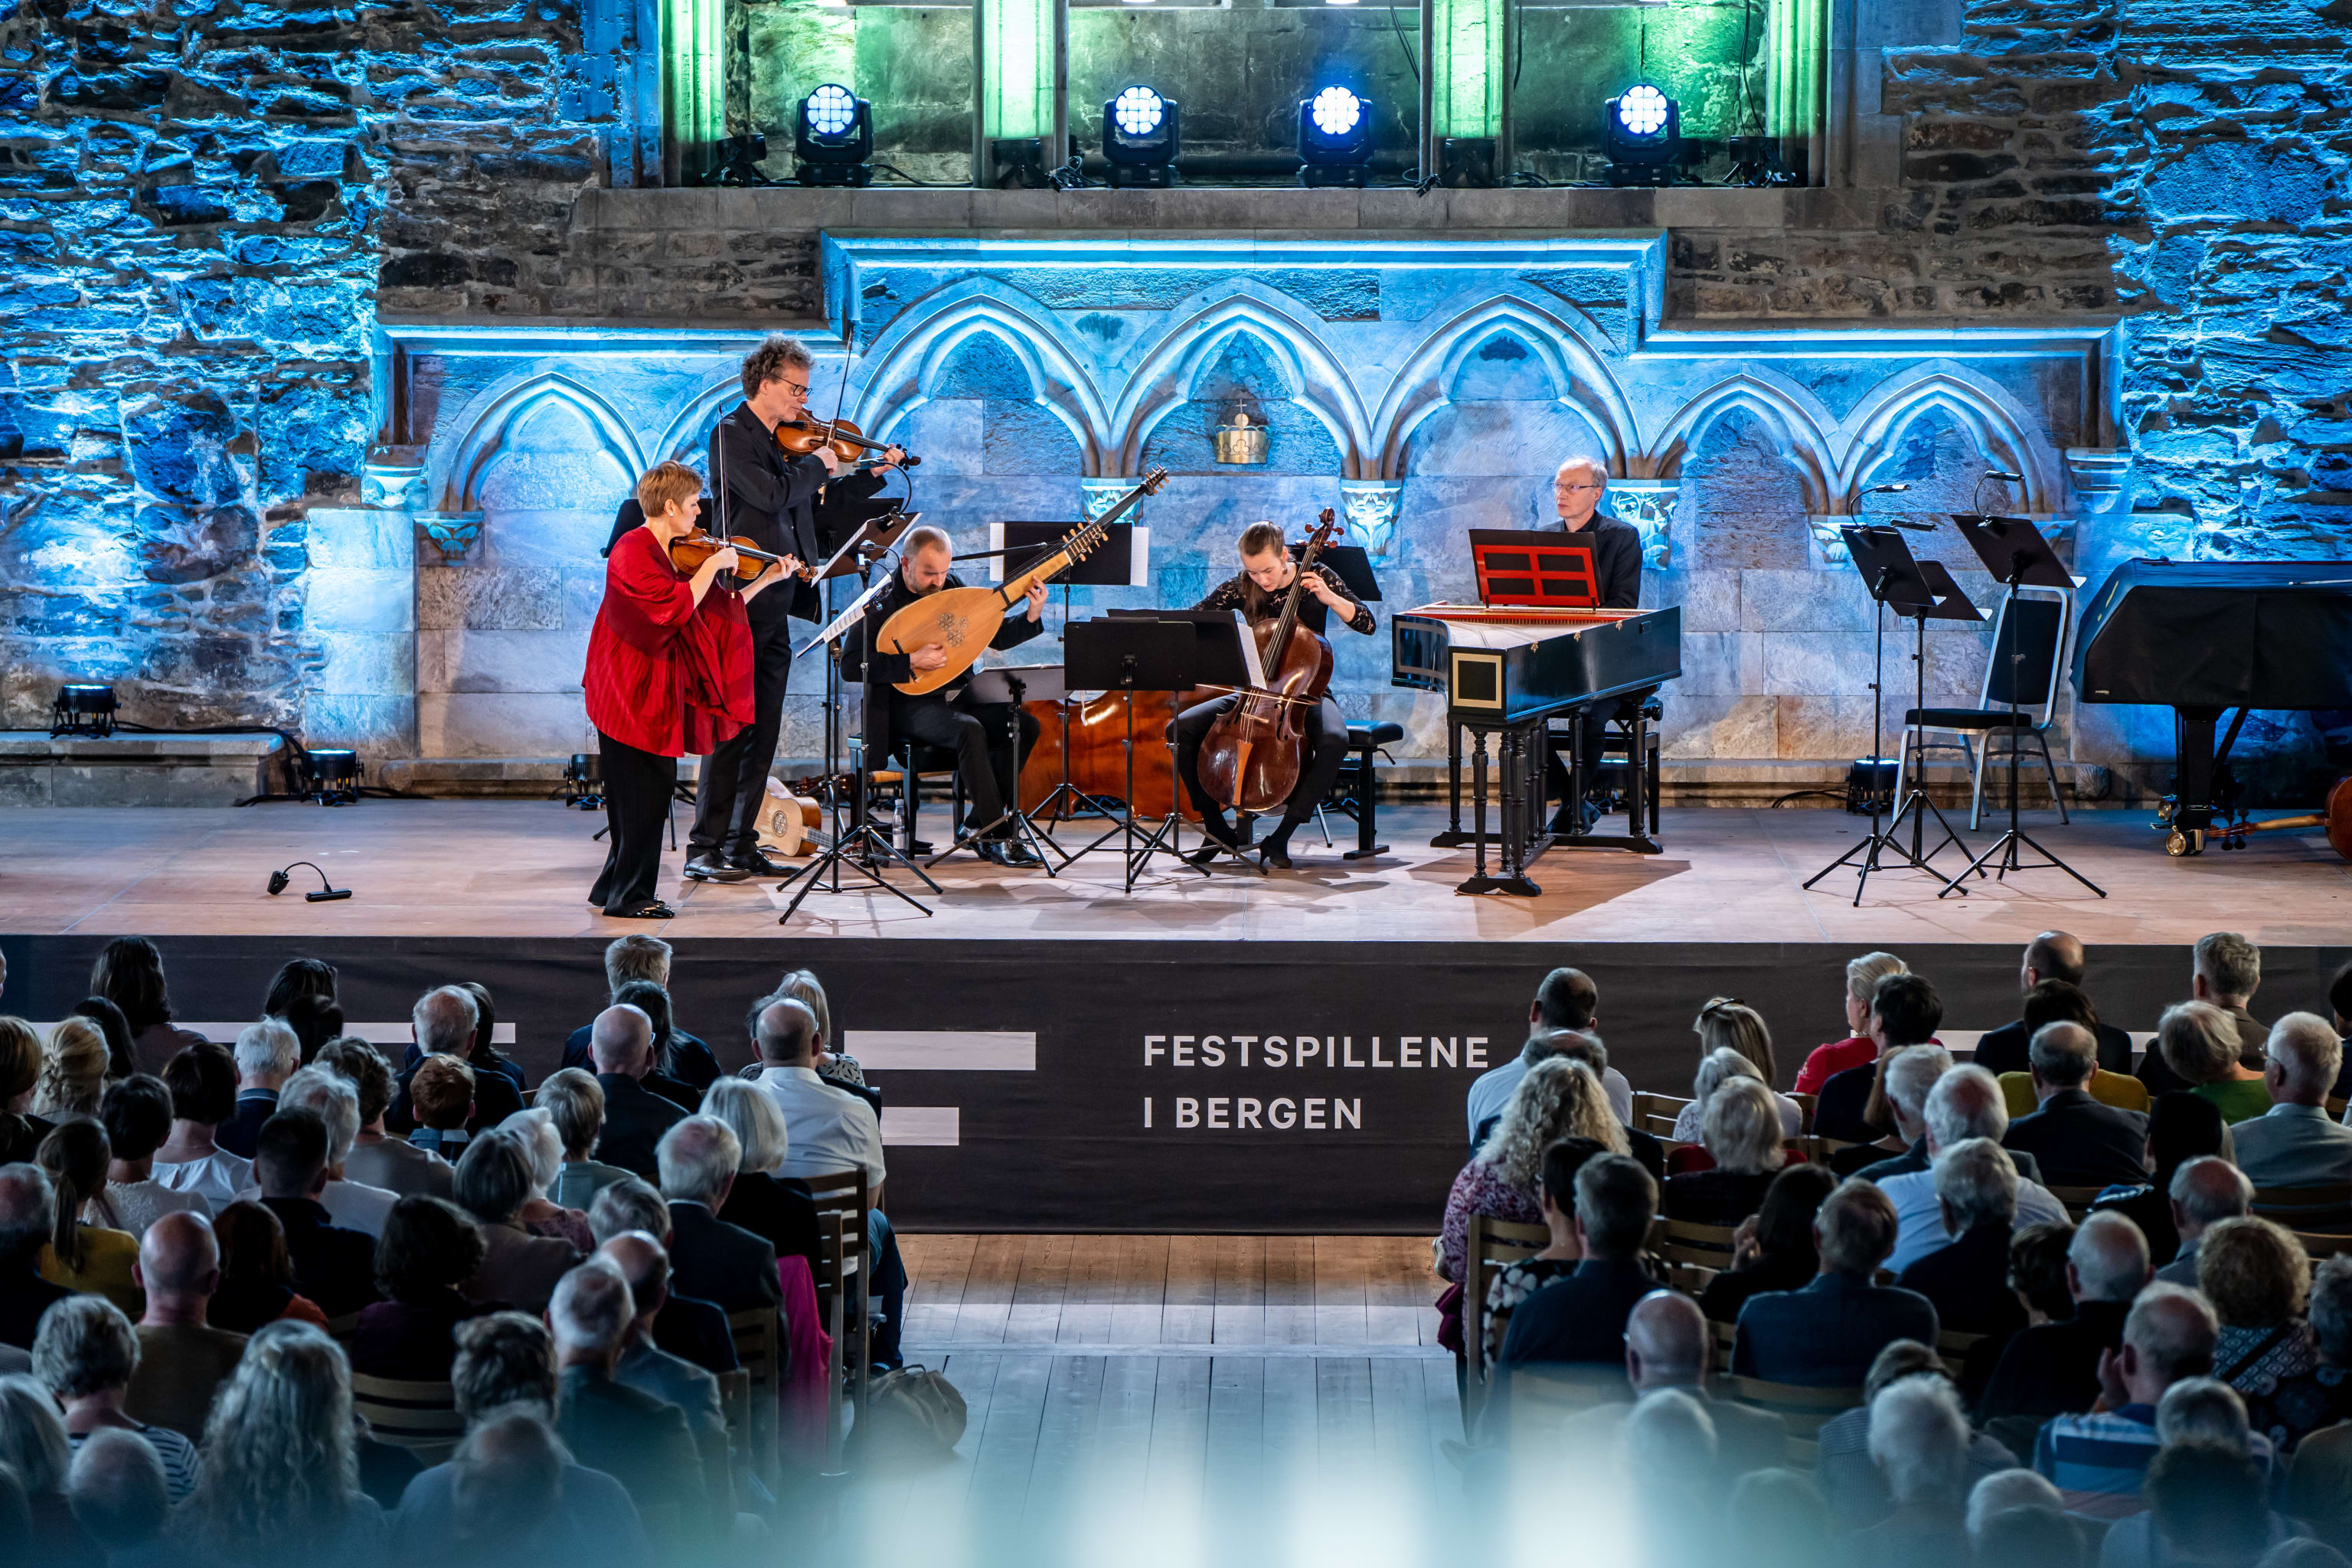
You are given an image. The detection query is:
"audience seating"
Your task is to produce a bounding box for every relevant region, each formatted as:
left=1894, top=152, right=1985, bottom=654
left=727, top=1306, right=782, bottom=1484
left=718, top=1364, right=753, bottom=1494
left=1788, top=1092, right=1817, bottom=1134
left=2045, top=1184, right=2105, bottom=1220
left=1462, top=1213, right=1550, bottom=1426
left=325, top=1311, right=363, bottom=1340
left=1726, top=1374, right=1864, bottom=1468
left=1629, top=1092, right=1690, bottom=1141
left=2254, top=1183, right=2352, bottom=1230
left=799, top=1169, right=871, bottom=1470
left=2295, top=1231, right=2352, bottom=1260
left=1503, top=1365, right=1628, bottom=1446
left=350, top=1373, right=466, bottom=1463
left=1655, top=1217, right=1739, bottom=1295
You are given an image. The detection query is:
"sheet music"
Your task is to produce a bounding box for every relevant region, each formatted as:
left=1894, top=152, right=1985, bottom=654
left=1233, top=610, right=1268, bottom=689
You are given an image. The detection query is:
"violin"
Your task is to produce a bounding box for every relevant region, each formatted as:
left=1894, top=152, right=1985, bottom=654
left=773, top=416, right=920, bottom=469
left=665, top=528, right=811, bottom=589
left=1197, top=508, right=1343, bottom=817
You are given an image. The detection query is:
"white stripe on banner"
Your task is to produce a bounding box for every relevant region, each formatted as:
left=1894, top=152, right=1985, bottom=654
left=880, top=1106, right=961, bottom=1146
left=844, top=1031, right=1036, bottom=1071
left=34, top=1023, right=518, bottom=1047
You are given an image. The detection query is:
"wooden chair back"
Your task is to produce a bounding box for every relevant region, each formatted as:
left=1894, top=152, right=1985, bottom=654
left=1461, top=1213, right=1550, bottom=1427
left=1726, top=1376, right=1864, bottom=1439
left=2045, top=1185, right=2106, bottom=1220
left=1503, top=1365, right=1631, bottom=1449
left=1655, top=1217, right=1740, bottom=1295
left=1937, top=1328, right=1987, bottom=1366
left=1709, top=1315, right=1739, bottom=1369
left=324, top=1311, right=362, bottom=1341
left=2295, top=1231, right=2352, bottom=1261
left=728, top=1306, right=782, bottom=1481
left=1631, top=1092, right=1692, bottom=1141
left=2254, top=1184, right=2352, bottom=1230
left=798, top=1167, right=871, bottom=1425
left=350, top=1374, right=464, bottom=1462
left=1788, top=1093, right=1818, bottom=1135
left=717, top=1366, right=753, bottom=1494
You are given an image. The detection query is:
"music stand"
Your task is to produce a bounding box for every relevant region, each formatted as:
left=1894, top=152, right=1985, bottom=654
left=989, top=521, right=1149, bottom=825
left=1805, top=529, right=1982, bottom=903
left=955, top=663, right=1073, bottom=872
left=1466, top=531, right=1599, bottom=608
left=1942, top=514, right=2105, bottom=898
left=808, top=508, right=916, bottom=583
left=1298, top=541, right=1383, bottom=603
left=1067, top=613, right=1252, bottom=891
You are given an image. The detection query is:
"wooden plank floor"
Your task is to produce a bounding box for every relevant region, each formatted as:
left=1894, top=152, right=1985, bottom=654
left=844, top=1233, right=1462, bottom=1566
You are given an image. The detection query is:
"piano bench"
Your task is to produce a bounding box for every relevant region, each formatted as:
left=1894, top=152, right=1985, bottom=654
left=1328, top=721, right=1403, bottom=861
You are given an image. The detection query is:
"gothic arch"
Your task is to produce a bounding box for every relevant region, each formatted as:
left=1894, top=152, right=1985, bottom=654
left=439, top=374, right=647, bottom=511
left=1838, top=364, right=2058, bottom=510
left=1648, top=372, right=1838, bottom=512
left=1370, top=292, right=1638, bottom=481
left=1112, top=286, right=1374, bottom=477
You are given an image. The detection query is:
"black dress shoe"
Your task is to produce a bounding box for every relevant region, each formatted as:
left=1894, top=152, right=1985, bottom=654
left=728, top=846, right=794, bottom=877
left=1184, top=830, right=1243, bottom=867
left=997, top=839, right=1044, bottom=868
left=684, top=854, right=747, bottom=883
left=606, top=900, right=675, bottom=919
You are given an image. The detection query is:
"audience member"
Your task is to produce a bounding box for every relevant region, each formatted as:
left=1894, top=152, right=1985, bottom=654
left=151, top=1043, right=253, bottom=1207
left=2004, top=1022, right=2151, bottom=1188
left=31, top=1295, right=199, bottom=1502
left=72, top=998, right=137, bottom=1089
left=0, top=1016, right=45, bottom=1166
left=390, top=987, right=522, bottom=1138
left=206, top=1200, right=328, bottom=1332
left=1881, top=1066, right=2069, bottom=1273
left=1816, top=1341, right=2019, bottom=1530
left=1481, top=1136, right=1607, bottom=1370
left=1848, top=1374, right=1973, bottom=1564
left=1670, top=1001, right=1802, bottom=1141
left=586, top=1178, right=737, bottom=1377
left=1517, top=1028, right=1668, bottom=1179
left=1662, top=1076, right=1787, bottom=1223
left=1847, top=1045, right=1955, bottom=1182
left=2092, top=1094, right=2235, bottom=1266
left=1728, top=1466, right=1834, bottom=1568
left=2286, top=1278, right=2352, bottom=1550
left=547, top=1259, right=708, bottom=1552
left=0, top=1370, right=98, bottom=1563
left=1815, top=972, right=1943, bottom=1144
left=1735, top=1178, right=1937, bottom=1386
left=266, top=1066, right=396, bottom=1236
left=90, top=1076, right=207, bottom=1239
left=1992, top=980, right=2153, bottom=1120
left=36, top=1121, right=141, bottom=1312
left=453, top=1131, right=581, bottom=1314
left=2163, top=1001, right=2276, bottom=1125
left=32, top=1018, right=109, bottom=1122
left=1663, top=1047, right=1772, bottom=1173
left=388, top=1404, right=652, bottom=1568
left=260, top=958, right=338, bottom=1024
left=1973, top=933, right=2137, bottom=1076
left=1700, top=1163, right=1836, bottom=1324
left=2155, top=1157, right=2253, bottom=1286
left=1494, top=1152, right=1660, bottom=1374
left=539, top=1070, right=629, bottom=1213
left=276, top=995, right=345, bottom=1068
left=1979, top=1211, right=2151, bottom=1423
left=597, top=1230, right=732, bottom=1516
left=324, top=1040, right=452, bottom=1200
left=123, top=1210, right=245, bottom=1439
left=2139, top=934, right=2269, bottom=1097
left=750, top=968, right=878, bottom=1112
left=250, top=1109, right=380, bottom=1318
left=2243, top=1254, right=2352, bottom=1455
left=2233, top=1014, right=2352, bottom=1190
left=0, top=1162, right=73, bottom=1350
left=92, top=938, right=205, bottom=1077
left=1795, top=952, right=1908, bottom=1094
left=558, top=936, right=724, bottom=1093
left=449, top=1309, right=554, bottom=1420
left=586, top=1005, right=688, bottom=1180
left=185, top=1318, right=388, bottom=1564
left=1965, top=1469, right=2074, bottom=1563
left=403, top=1053, right=475, bottom=1162
left=349, top=1194, right=494, bottom=1382
left=496, top=1111, right=595, bottom=1252
left=219, top=1020, right=300, bottom=1161
left=657, top=1116, right=781, bottom=1314
left=1465, top=968, right=1634, bottom=1137
left=701, top=1076, right=820, bottom=1272
left=2133, top=1440, right=2287, bottom=1568
left=2034, top=1283, right=2265, bottom=1518
left=2196, top=1218, right=2322, bottom=1429
left=66, top=1426, right=173, bottom=1566
left=610, top=982, right=704, bottom=1114
left=1550, top=1290, right=1787, bottom=1475
left=1897, top=1137, right=2030, bottom=1336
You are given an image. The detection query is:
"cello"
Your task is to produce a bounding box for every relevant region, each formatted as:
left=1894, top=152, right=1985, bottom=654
left=1197, top=508, right=1342, bottom=817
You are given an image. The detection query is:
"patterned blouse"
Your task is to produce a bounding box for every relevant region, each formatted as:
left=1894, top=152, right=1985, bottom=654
left=1482, top=1255, right=1578, bottom=1369
left=1439, top=1160, right=1543, bottom=1286
left=1194, top=564, right=1377, bottom=637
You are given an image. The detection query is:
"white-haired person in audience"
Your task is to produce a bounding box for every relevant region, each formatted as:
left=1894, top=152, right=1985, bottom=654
left=2157, top=1154, right=2254, bottom=1286
left=1437, top=1056, right=1625, bottom=1353
left=150, top=1042, right=253, bottom=1207
left=586, top=1177, right=737, bottom=1377
left=558, top=935, right=724, bottom=1092
left=123, top=1210, right=244, bottom=1440
left=390, top=985, right=524, bottom=1138
left=1849, top=1374, right=1973, bottom=1562
left=1877, top=1064, right=2070, bottom=1273
left=185, top=1318, right=388, bottom=1564
left=1733, top=1178, right=1938, bottom=1387
left=2234, top=1014, right=2352, bottom=1191
left=2138, top=932, right=2269, bottom=1097
left=90, top=1075, right=209, bottom=1238
left=1670, top=999, right=1803, bottom=1143
left=1979, top=1211, right=2152, bottom=1425
left=497, top=1108, right=595, bottom=1252
left=656, top=1115, right=782, bottom=1316
left=540, top=1069, right=631, bottom=1214
left=1664, top=1045, right=1767, bottom=1174
left=1816, top=1338, right=2020, bottom=1530
left=1795, top=951, right=1908, bottom=1095
left=31, top=1294, right=199, bottom=1503
left=701, top=1076, right=821, bottom=1274
left=1846, top=1044, right=1955, bottom=1181
left=2161, top=998, right=2273, bottom=1125
left=68, top=1425, right=175, bottom=1566
left=549, top=1259, right=710, bottom=1555
left=216, top=1018, right=299, bottom=1161
left=2, top=1370, right=93, bottom=1558
left=585, top=1004, right=687, bottom=1181
left=243, top=1064, right=396, bottom=1236
left=321, top=1039, right=451, bottom=1201
left=452, top=1129, right=580, bottom=1315
left=2004, top=1021, right=2153, bottom=1189
left=1896, top=1137, right=2030, bottom=1338
left=2196, top=1217, right=2339, bottom=1448
left=598, top=1230, right=733, bottom=1517
left=1662, top=1074, right=1787, bottom=1224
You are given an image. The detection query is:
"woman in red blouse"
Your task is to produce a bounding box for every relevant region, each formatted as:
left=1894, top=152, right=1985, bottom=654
left=583, top=460, right=774, bottom=917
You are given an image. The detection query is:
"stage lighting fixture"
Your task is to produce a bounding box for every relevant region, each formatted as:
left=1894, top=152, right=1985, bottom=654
left=1298, top=87, right=1373, bottom=187
left=795, top=83, right=874, bottom=187
left=304, top=747, right=364, bottom=806
left=49, top=683, right=119, bottom=738
left=1104, top=85, right=1180, bottom=188
left=1604, top=83, right=1681, bottom=187
left=560, top=753, right=605, bottom=810
left=267, top=860, right=352, bottom=902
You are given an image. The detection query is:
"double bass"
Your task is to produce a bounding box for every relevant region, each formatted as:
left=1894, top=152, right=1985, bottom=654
left=1197, top=508, right=1342, bottom=816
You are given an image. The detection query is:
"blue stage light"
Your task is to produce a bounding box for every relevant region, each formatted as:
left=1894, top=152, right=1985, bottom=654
left=1603, top=83, right=1681, bottom=187
left=805, top=84, right=858, bottom=138
left=1311, top=87, right=1362, bottom=138
left=1114, top=86, right=1165, bottom=137
left=1615, top=83, right=1670, bottom=137
left=795, top=83, right=873, bottom=186
left=1103, top=83, right=1180, bottom=188
left=1298, top=85, right=1374, bottom=188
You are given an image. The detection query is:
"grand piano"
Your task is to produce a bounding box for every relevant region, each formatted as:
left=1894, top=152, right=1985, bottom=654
left=1393, top=603, right=1683, bottom=894
left=2072, top=557, right=2352, bottom=854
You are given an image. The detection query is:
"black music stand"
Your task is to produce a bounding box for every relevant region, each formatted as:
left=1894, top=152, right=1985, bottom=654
left=1805, top=528, right=1975, bottom=903
left=1298, top=541, right=1383, bottom=604
left=1942, top=514, right=2104, bottom=897
left=1068, top=613, right=1251, bottom=891
left=995, top=521, right=1143, bottom=825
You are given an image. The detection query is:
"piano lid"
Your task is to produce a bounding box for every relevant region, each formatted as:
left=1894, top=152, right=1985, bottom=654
left=2073, top=557, right=2352, bottom=709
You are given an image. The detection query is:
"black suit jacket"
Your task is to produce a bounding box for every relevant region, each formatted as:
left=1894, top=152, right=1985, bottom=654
left=1973, top=1019, right=2135, bottom=1077
left=841, top=563, right=1045, bottom=765
left=556, top=1365, right=707, bottom=1542
left=1975, top=1298, right=2132, bottom=1422
left=2004, top=1088, right=2151, bottom=1188
left=0, top=1263, right=73, bottom=1349
left=1547, top=512, right=1644, bottom=609
left=593, top=1073, right=691, bottom=1181
left=562, top=1025, right=724, bottom=1093
left=719, top=1170, right=822, bottom=1276
left=1733, top=1271, right=1939, bottom=1387
left=667, top=1199, right=782, bottom=1314
left=217, top=1091, right=278, bottom=1159
left=1812, top=1060, right=1883, bottom=1145
left=260, top=1196, right=381, bottom=1318
left=653, top=1291, right=739, bottom=1375
left=710, top=403, right=831, bottom=624
left=1895, top=1222, right=2029, bottom=1337
left=1497, top=1255, right=1660, bottom=1369
left=1851, top=1139, right=1932, bottom=1184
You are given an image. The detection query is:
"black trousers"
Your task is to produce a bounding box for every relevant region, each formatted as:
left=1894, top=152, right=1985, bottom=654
left=690, top=611, right=795, bottom=860
left=1544, top=694, right=1656, bottom=817
left=894, top=693, right=1040, bottom=838
left=1173, top=694, right=1348, bottom=828
left=590, top=731, right=677, bottom=912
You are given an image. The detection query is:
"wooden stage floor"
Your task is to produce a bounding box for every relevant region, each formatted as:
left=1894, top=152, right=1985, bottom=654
left=3, top=799, right=2345, bottom=946
left=848, top=1233, right=1461, bottom=1566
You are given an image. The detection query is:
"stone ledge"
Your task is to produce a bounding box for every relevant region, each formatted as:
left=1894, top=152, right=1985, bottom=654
left=0, top=731, right=286, bottom=808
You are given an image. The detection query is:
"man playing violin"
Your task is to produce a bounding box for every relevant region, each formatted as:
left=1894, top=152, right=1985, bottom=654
left=1174, top=521, right=1376, bottom=870
left=842, top=528, right=1049, bottom=868
left=689, top=335, right=908, bottom=884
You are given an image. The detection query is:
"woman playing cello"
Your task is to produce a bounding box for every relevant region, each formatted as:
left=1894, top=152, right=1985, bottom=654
left=582, top=461, right=778, bottom=918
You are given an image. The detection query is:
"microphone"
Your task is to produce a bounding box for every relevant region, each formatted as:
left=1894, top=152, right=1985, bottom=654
left=1863, top=482, right=1911, bottom=495
left=1983, top=469, right=2023, bottom=483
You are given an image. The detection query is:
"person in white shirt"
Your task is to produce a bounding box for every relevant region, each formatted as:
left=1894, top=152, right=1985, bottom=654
left=150, top=1042, right=252, bottom=1208
left=2232, top=1014, right=2352, bottom=1191
left=237, top=1065, right=397, bottom=1237
left=91, top=1076, right=209, bottom=1237
left=1877, top=1065, right=2069, bottom=1273
left=1467, top=968, right=1632, bottom=1144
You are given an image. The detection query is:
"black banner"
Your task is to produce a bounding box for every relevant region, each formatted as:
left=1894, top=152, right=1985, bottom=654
left=5, top=935, right=2341, bottom=1233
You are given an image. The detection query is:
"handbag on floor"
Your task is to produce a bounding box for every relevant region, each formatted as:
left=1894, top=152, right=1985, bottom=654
left=854, top=1364, right=968, bottom=1456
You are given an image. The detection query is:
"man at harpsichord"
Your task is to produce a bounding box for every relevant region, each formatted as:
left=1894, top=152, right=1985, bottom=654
left=1544, top=457, right=1650, bottom=835
left=842, top=526, right=1047, bottom=867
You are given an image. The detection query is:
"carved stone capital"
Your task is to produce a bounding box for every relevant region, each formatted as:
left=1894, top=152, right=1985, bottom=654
left=1080, top=478, right=1130, bottom=524
left=1338, top=479, right=1405, bottom=559
left=2065, top=447, right=2133, bottom=516
left=415, top=512, right=487, bottom=559
left=1608, top=480, right=1679, bottom=570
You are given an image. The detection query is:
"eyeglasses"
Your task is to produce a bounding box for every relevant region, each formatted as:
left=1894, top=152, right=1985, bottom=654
left=779, top=379, right=809, bottom=397
left=1554, top=482, right=1604, bottom=493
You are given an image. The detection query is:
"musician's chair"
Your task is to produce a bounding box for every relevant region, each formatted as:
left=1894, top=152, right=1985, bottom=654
left=1900, top=586, right=2073, bottom=831
left=885, top=739, right=965, bottom=855
left=1542, top=695, right=1664, bottom=850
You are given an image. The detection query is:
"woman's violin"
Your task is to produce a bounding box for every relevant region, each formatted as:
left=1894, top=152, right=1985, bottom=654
left=773, top=416, right=921, bottom=469
left=665, top=529, right=812, bottom=589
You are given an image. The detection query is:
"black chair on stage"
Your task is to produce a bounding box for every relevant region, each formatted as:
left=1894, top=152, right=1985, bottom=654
left=1544, top=696, right=1664, bottom=835
left=1319, top=719, right=1402, bottom=861
left=1900, top=585, right=2073, bottom=831
left=880, top=739, right=964, bottom=856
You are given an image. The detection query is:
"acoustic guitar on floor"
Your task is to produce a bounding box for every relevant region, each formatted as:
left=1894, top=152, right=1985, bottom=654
left=877, top=467, right=1168, bottom=696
